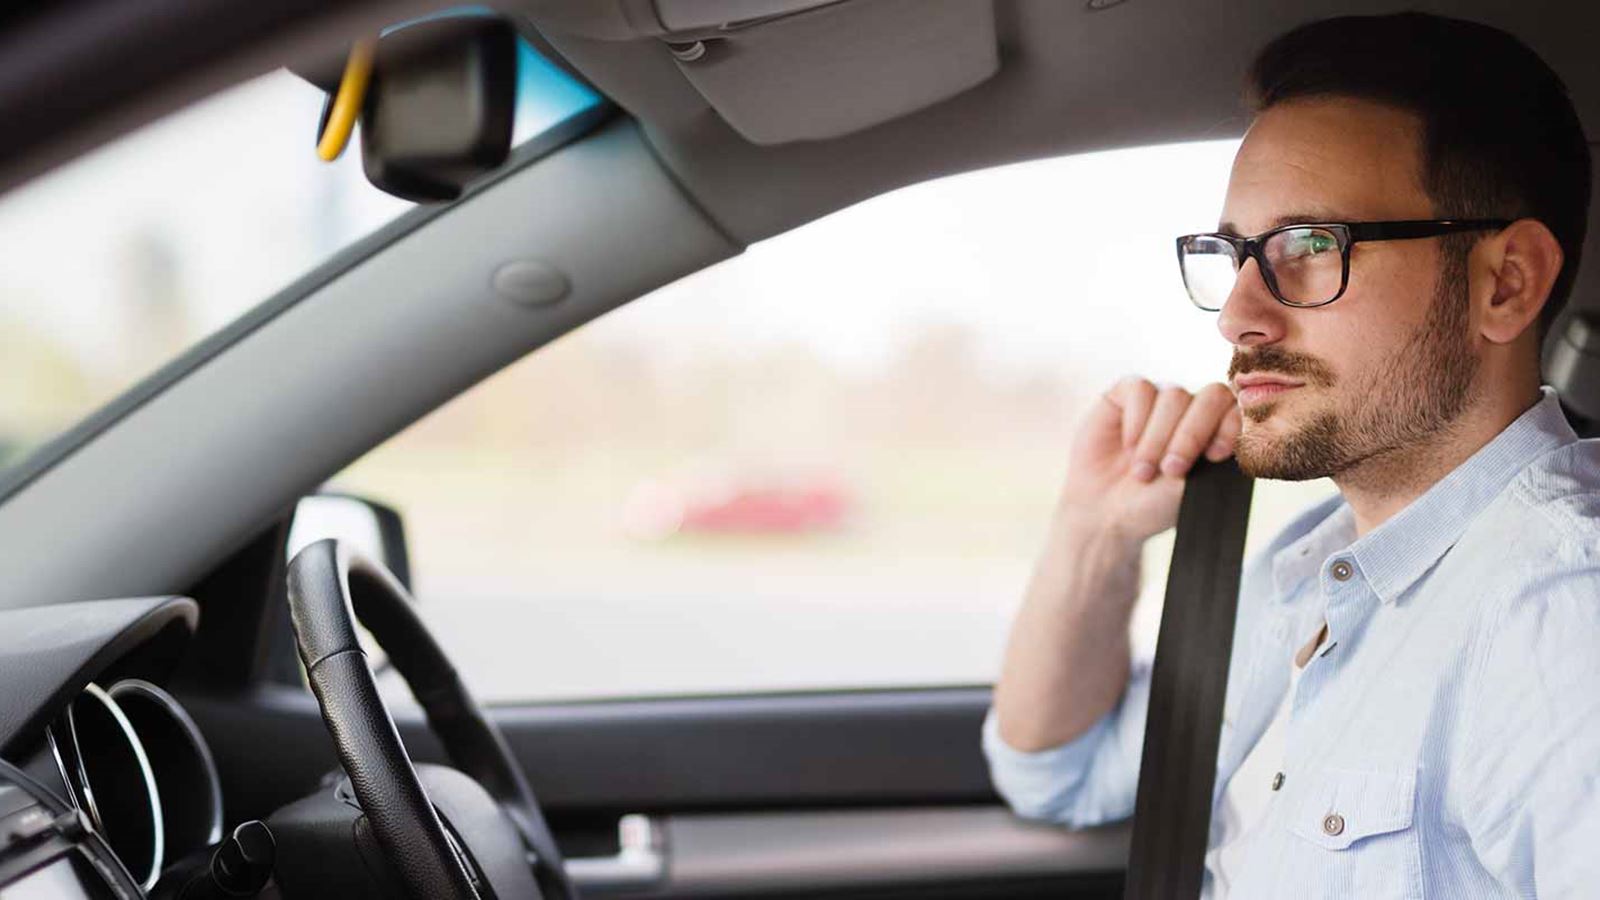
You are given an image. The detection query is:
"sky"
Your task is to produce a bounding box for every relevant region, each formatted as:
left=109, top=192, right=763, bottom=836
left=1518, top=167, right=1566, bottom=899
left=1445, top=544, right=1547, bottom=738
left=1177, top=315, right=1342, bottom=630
left=608, top=138, right=1243, bottom=387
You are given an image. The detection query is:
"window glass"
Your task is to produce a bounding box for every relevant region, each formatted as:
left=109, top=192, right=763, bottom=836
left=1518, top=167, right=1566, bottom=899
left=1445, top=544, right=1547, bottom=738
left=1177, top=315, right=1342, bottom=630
left=0, top=35, right=600, bottom=478
left=329, top=140, right=1336, bottom=703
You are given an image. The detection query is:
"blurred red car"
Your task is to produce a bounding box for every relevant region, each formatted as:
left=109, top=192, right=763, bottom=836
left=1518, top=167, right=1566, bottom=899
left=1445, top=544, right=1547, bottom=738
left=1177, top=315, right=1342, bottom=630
left=623, top=472, right=854, bottom=539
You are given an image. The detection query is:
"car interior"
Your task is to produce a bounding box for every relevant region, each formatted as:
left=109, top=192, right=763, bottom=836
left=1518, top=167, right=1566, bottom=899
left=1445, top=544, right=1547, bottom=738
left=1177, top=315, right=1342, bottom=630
left=0, top=0, right=1595, bottom=898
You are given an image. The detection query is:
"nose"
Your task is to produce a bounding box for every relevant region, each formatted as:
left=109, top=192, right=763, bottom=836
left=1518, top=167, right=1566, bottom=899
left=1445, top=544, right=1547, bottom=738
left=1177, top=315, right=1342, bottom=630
left=1216, top=257, right=1288, bottom=348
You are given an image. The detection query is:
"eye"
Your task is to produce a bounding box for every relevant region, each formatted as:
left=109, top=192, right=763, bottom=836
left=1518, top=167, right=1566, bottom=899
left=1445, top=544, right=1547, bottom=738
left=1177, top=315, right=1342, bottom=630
left=1275, top=228, right=1339, bottom=262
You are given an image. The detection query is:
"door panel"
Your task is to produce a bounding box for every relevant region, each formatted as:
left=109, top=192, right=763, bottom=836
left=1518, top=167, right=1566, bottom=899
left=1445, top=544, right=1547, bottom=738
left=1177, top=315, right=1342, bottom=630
left=492, top=687, right=998, bottom=811
left=185, top=685, right=1128, bottom=897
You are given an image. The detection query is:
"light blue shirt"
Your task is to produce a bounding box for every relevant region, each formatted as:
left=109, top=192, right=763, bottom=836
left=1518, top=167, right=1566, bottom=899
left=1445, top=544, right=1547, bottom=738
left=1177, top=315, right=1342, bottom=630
left=983, top=388, right=1600, bottom=898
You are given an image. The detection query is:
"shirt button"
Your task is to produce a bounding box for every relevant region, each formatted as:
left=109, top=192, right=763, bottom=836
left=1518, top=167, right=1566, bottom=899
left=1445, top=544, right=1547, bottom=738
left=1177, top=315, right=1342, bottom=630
left=1330, top=560, right=1353, bottom=581
left=1271, top=772, right=1285, bottom=791
left=1322, top=813, right=1345, bottom=836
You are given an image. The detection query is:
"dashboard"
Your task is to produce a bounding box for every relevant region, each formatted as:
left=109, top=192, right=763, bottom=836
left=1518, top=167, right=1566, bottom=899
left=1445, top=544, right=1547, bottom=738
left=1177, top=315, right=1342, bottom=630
left=0, top=596, right=211, bottom=898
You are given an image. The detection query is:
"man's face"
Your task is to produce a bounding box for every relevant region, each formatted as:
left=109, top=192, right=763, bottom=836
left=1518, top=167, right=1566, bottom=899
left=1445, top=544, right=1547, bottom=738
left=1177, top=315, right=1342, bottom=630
left=1218, top=96, right=1479, bottom=480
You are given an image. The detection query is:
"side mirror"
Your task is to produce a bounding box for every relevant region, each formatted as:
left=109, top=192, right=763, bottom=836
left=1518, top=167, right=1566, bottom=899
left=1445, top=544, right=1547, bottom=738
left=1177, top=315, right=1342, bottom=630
left=357, top=16, right=518, bottom=202
left=287, top=493, right=413, bottom=593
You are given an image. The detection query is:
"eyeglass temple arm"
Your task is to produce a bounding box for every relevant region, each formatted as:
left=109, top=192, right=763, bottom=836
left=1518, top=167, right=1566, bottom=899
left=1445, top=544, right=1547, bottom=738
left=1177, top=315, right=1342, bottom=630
left=1346, top=219, right=1512, bottom=241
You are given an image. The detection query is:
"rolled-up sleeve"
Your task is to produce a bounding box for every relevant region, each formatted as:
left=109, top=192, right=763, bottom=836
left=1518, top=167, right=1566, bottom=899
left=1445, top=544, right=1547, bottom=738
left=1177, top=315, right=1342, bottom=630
left=982, top=657, right=1151, bottom=827
left=979, top=500, right=1315, bottom=831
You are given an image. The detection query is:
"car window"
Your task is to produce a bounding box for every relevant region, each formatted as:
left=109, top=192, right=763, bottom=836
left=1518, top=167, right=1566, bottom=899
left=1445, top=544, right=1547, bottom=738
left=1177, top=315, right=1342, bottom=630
left=0, top=36, right=600, bottom=481
left=325, top=140, right=1337, bottom=703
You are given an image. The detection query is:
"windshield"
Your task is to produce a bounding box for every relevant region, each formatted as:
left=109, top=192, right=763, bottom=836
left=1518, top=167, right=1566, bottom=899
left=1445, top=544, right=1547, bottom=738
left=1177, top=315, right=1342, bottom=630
left=0, top=36, right=601, bottom=483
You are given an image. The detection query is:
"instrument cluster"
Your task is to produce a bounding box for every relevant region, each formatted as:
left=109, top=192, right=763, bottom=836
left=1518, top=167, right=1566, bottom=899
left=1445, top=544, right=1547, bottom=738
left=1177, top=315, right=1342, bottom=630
left=46, top=680, right=223, bottom=892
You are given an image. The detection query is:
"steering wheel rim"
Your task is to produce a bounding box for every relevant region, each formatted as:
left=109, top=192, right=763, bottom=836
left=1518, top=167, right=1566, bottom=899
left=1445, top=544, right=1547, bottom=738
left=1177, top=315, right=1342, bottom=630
left=286, top=538, right=576, bottom=899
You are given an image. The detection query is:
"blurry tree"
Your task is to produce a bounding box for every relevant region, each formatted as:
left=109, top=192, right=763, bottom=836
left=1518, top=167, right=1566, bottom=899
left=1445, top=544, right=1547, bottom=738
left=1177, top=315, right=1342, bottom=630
left=0, top=311, right=93, bottom=457
left=116, top=228, right=193, bottom=383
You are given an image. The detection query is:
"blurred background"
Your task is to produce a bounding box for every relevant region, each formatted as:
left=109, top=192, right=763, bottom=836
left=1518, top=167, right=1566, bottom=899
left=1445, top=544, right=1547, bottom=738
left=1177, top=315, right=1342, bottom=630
left=0, top=49, right=1333, bottom=704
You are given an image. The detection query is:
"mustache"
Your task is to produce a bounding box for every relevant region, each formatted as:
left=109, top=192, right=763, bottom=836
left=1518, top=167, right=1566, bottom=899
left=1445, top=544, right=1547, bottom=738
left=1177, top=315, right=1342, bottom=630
left=1228, top=346, right=1336, bottom=387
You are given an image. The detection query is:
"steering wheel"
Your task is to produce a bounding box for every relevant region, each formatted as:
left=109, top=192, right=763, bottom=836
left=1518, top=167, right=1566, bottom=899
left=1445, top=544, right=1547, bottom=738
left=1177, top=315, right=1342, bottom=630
left=285, top=539, right=577, bottom=899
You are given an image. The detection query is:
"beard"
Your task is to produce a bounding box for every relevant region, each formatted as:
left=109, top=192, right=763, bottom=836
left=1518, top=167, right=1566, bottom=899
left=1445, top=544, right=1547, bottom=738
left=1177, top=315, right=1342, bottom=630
left=1231, top=249, right=1477, bottom=481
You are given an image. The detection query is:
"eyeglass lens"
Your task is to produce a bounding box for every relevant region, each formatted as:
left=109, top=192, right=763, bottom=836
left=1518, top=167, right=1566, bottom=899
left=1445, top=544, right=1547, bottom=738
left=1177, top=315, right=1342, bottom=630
left=1182, top=227, right=1345, bottom=310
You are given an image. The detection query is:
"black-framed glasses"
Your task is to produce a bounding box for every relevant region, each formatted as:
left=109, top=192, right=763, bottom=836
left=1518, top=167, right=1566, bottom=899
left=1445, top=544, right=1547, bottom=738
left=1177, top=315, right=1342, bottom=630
left=1176, top=219, right=1510, bottom=311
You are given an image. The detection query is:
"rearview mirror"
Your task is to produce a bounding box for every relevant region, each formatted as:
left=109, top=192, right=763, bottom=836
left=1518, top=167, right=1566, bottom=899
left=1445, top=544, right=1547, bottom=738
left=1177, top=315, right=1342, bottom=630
left=287, top=493, right=413, bottom=593
left=357, top=15, right=517, bottom=202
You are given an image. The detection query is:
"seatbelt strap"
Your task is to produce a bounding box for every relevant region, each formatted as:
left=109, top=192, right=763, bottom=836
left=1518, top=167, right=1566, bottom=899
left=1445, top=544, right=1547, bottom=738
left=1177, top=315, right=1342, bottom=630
left=1123, top=458, right=1254, bottom=900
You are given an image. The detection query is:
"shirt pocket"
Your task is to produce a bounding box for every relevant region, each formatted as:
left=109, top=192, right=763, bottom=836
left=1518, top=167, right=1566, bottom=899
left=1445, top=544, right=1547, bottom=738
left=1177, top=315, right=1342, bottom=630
left=1286, top=764, right=1423, bottom=898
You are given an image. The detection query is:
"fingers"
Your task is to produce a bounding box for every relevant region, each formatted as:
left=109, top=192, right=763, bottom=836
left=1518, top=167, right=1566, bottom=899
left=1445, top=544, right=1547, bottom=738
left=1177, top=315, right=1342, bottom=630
left=1101, top=378, right=1241, bottom=482
left=1131, top=386, right=1193, bottom=481
left=1104, top=377, right=1158, bottom=450
left=1206, top=403, right=1243, bottom=462
left=1160, top=383, right=1237, bottom=476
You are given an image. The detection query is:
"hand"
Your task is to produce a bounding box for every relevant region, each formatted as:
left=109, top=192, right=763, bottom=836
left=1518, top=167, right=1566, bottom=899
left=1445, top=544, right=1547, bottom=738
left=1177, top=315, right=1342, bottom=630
left=1055, top=378, right=1241, bottom=544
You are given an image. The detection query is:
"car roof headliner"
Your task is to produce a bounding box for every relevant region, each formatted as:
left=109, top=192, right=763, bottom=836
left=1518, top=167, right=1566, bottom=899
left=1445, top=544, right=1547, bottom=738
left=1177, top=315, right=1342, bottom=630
left=524, top=0, right=1597, bottom=247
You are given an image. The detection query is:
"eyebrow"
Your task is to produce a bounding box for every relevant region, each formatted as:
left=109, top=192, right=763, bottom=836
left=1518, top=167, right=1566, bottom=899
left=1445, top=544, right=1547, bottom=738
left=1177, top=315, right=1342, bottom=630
left=1216, top=209, right=1348, bottom=237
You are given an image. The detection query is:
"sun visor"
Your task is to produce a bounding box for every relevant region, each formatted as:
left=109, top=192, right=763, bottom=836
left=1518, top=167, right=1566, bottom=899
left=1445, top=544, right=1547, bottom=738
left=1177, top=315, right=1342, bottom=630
left=660, top=0, right=998, bottom=145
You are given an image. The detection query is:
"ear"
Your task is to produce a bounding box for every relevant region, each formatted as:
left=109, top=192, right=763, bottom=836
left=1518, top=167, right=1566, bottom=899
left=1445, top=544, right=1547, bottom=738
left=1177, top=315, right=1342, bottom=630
left=1475, top=218, right=1564, bottom=346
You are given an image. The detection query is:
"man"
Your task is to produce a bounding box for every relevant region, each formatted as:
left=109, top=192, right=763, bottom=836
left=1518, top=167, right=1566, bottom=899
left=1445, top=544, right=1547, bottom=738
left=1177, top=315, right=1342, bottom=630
left=986, top=12, right=1595, bottom=898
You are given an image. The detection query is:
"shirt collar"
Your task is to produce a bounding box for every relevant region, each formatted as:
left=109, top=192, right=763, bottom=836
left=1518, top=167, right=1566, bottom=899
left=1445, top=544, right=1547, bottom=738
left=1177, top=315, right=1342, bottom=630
left=1272, top=503, right=1355, bottom=599
left=1271, top=387, right=1576, bottom=605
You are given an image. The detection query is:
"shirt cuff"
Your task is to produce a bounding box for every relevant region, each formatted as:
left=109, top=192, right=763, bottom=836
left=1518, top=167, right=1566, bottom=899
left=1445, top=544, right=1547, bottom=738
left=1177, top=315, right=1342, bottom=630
left=981, top=705, right=1113, bottom=825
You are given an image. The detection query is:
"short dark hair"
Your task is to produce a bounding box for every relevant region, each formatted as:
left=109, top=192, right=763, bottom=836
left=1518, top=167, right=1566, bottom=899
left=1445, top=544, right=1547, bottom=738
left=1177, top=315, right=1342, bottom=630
left=1247, top=12, right=1591, bottom=338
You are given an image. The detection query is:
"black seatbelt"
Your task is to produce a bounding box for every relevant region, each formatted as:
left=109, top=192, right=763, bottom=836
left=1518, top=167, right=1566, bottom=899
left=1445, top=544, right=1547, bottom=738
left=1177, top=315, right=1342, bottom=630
left=1123, top=458, right=1254, bottom=900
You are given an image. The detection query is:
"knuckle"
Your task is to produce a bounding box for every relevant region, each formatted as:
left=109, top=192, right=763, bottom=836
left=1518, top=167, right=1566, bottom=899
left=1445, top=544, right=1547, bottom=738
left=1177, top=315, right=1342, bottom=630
left=1156, top=386, right=1192, bottom=410
left=1108, top=377, right=1156, bottom=408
